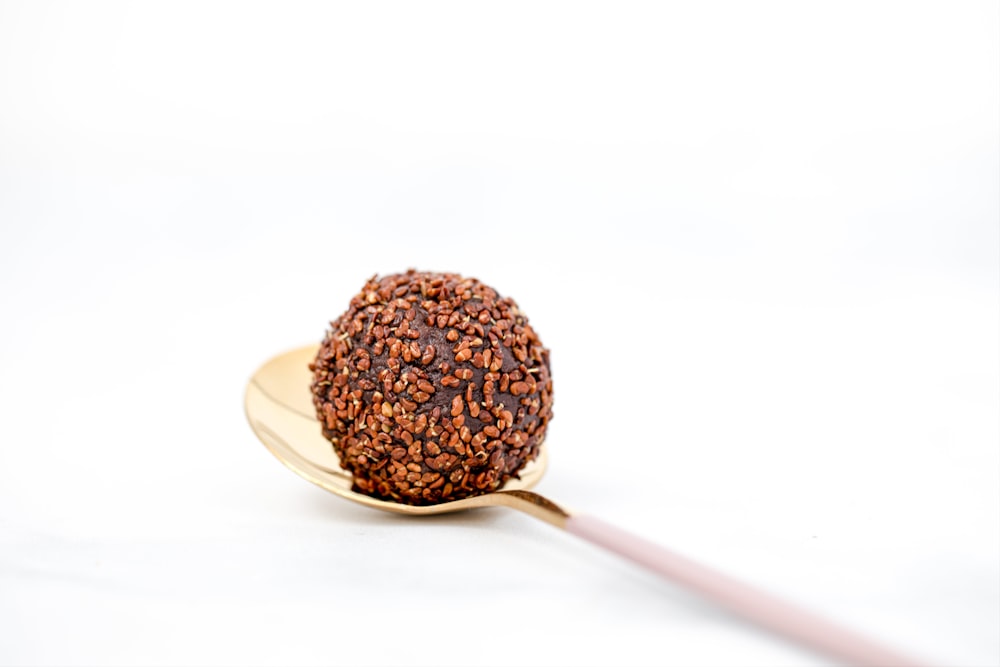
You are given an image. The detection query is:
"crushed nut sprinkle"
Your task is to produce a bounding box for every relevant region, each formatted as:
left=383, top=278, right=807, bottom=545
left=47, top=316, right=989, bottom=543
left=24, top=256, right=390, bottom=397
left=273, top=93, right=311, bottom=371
left=309, top=270, right=553, bottom=505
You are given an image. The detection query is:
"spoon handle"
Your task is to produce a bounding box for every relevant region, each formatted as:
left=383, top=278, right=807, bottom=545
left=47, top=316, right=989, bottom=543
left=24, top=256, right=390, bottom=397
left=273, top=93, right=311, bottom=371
left=564, top=513, right=930, bottom=667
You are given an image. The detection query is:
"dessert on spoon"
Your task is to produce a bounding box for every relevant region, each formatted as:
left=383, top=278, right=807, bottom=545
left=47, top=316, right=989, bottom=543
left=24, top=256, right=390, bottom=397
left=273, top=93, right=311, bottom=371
left=245, top=270, right=928, bottom=667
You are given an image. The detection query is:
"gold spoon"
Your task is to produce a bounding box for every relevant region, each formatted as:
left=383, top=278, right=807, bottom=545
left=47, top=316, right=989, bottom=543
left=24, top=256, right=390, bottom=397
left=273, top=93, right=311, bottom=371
left=246, top=346, right=929, bottom=667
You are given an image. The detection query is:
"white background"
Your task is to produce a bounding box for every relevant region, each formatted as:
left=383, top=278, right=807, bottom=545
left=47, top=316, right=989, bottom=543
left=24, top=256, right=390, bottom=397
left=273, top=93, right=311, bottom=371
left=1, top=2, right=997, bottom=666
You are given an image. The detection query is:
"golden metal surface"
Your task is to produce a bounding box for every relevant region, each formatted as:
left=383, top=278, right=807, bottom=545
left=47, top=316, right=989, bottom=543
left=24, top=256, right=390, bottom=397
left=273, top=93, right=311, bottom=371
left=244, top=345, right=569, bottom=528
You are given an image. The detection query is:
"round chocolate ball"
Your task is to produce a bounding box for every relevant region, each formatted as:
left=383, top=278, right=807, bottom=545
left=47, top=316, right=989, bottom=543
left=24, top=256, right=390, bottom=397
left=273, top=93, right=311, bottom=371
left=309, top=270, right=554, bottom=505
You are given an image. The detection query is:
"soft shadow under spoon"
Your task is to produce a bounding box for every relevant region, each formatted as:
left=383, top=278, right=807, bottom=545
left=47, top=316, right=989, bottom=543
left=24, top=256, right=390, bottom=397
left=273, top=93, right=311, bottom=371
left=246, top=346, right=928, bottom=667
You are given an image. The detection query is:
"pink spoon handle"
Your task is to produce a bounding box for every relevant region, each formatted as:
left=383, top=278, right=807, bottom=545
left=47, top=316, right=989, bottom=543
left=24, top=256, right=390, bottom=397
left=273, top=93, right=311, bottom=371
left=566, top=514, right=930, bottom=667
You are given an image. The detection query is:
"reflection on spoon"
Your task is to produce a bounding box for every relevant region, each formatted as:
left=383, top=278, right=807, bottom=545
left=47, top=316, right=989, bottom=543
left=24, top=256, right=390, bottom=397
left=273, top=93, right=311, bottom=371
left=246, top=346, right=929, bottom=667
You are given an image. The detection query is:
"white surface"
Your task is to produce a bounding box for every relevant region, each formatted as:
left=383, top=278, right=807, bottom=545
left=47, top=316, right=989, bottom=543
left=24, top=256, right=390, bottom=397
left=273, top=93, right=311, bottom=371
left=1, top=2, right=997, bottom=666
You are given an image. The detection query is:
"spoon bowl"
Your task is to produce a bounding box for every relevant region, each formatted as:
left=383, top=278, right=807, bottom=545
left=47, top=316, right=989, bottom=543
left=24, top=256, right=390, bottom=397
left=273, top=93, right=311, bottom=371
left=245, top=346, right=567, bottom=524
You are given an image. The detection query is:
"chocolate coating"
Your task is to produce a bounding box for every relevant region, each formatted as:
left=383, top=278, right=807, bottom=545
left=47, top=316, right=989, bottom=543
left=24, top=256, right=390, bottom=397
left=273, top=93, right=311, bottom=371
left=309, top=270, right=553, bottom=505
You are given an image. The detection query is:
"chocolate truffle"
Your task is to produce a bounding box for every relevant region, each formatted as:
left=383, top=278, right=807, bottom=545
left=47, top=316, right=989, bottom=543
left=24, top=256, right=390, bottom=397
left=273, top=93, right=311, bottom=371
left=309, top=270, right=554, bottom=505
